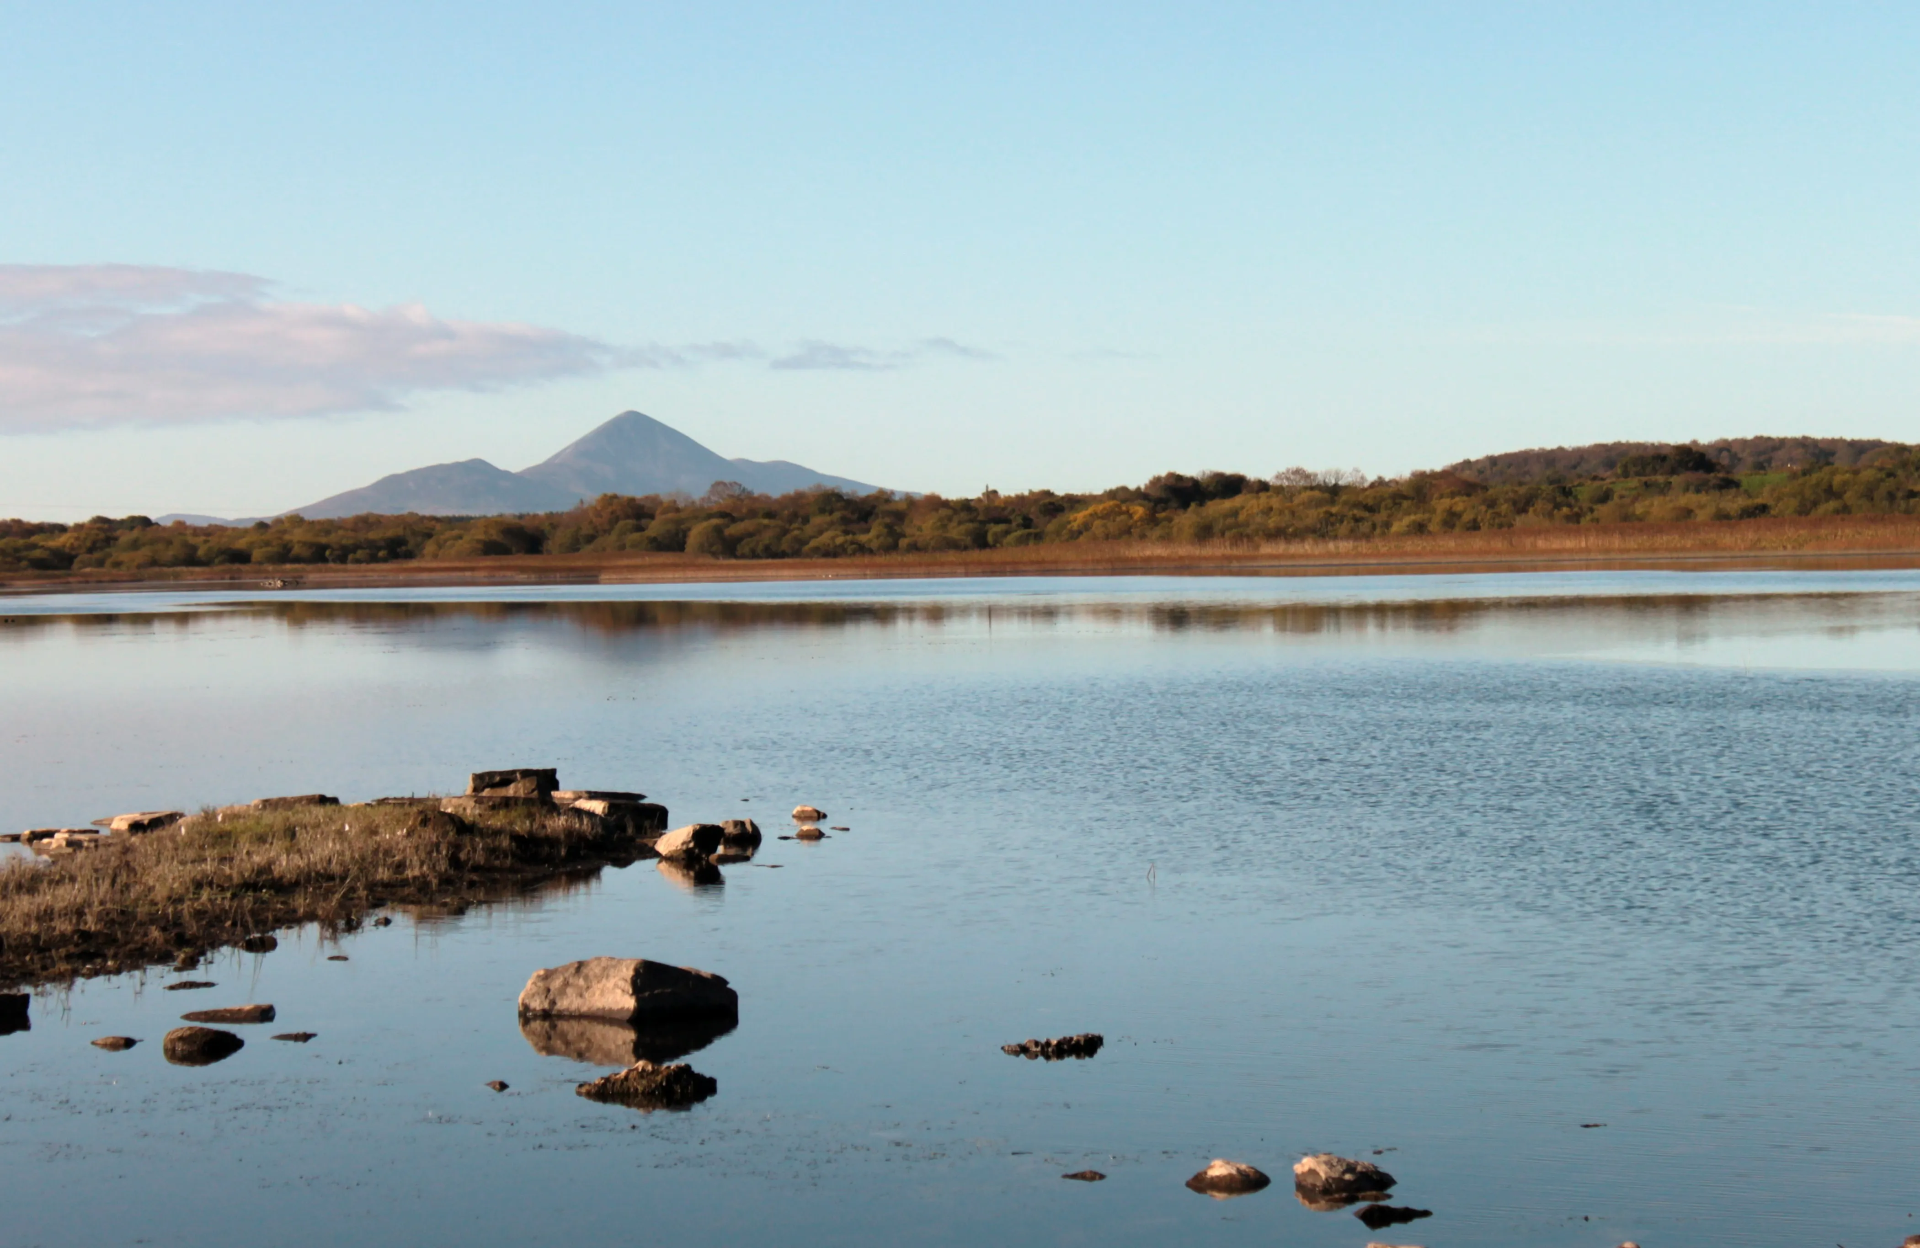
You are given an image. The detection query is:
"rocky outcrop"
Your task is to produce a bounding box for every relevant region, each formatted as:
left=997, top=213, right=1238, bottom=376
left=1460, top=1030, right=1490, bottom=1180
left=518, top=958, right=738, bottom=1024
left=180, top=1004, right=276, bottom=1024
left=521, top=1010, right=737, bottom=1066
left=251, top=795, right=339, bottom=810
left=719, top=818, right=762, bottom=847
left=91, top=1035, right=139, bottom=1051
left=163, top=1026, right=244, bottom=1065
left=654, top=824, right=723, bottom=860
left=440, top=795, right=550, bottom=818
left=1293, top=1153, right=1396, bottom=1203
left=792, top=805, right=827, bottom=822
left=1002, top=1033, right=1103, bottom=1060
left=467, top=769, right=558, bottom=798
left=0, top=993, right=28, bottom=1035
left=104, top=811, right=183, bottom=834
left=575, top=1060, right=716, bottom=1111
left=1186, top=1159, right=1271, bottom=1197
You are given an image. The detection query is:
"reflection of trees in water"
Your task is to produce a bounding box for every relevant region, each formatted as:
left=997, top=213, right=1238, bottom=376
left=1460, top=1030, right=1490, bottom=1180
left=5, top=591, right=1912, bottom=644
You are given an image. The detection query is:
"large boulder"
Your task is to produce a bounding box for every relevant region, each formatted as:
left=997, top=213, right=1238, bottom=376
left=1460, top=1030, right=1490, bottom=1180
left=654, top=824, right=723, bottom=860
left=792, top=805, right=827, bottom=822
left=467, top=769, right=558, bottom=797
left=575, top=1060, right=716, bottom=1111
left=163, top=1026, right=244, bottom=1066
left=719, top=818, right=761, bottom=847
left=1294, top=1153, right=1396, bottom=1201
left=1186, top=1159, right=1271, bottom=1198
left=517, top=957, right=737, bottom=1024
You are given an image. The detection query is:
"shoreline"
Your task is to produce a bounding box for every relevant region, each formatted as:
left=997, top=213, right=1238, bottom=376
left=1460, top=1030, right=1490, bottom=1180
left=9, top=514, right=1920, bottom=596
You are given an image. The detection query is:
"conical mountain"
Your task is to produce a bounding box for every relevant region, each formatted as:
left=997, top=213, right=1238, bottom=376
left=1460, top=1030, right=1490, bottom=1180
left=517, top=410, right=882, bottom=502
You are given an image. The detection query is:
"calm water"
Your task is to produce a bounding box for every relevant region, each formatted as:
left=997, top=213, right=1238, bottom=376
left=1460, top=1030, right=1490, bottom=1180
left=4, top=571, right=1920, bottom=1248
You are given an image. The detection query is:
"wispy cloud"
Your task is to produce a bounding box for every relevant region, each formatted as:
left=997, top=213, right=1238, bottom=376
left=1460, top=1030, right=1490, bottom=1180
left=769, top=337, right=999, bottom=371
left=0, top=264, right=630, bottom=432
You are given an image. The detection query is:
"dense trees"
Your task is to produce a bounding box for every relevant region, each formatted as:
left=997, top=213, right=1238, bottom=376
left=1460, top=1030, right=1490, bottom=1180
left=7, top=443, right=1920, bottom=574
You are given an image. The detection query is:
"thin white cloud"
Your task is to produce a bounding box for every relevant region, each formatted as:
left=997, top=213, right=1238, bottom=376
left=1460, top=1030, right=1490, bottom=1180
left=0, top=264, right=627, bottom=431
left=769, top=337, right=998, bottom=371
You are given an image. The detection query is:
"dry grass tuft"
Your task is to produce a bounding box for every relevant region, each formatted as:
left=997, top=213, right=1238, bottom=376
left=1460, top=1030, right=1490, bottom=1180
left=0, top=799, right=651, bottom=987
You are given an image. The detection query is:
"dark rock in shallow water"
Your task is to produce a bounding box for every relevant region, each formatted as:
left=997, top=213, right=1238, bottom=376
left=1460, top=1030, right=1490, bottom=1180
left=575, top=1060, right=716, bottom=1111
left=1355, top=1204, right=1432, bottom=1230
left=181, top=1004, right=276, bottom=1024
left=91, top=1035, right=139, bottom=1051
left=718, top=818, right=761, bottom=847
left=0, top=993, right=30, bottom=1035
left=1293, top=1153, right=1396, bottom=1205
left=372, top=916, right=392, bottom=927
left=272, top=1032, right=317, bottom=1042
left=164, top=1026, right=244, bottom=1065
left=1002, top=1033, right=1103, bottom=1060
left=239, top=934, right=278, bottom=954
left=793, top=825, right=826, bottom=840
left=518, top=958, right=738, bottom=1024
left=520, top=1010, right=737, bottom=1066
left=327, top=955, right=349, bottom=961
left=1185, top=1159, right=1271, bottom=1197
left=485, top=1080, right=509, bottom=1092
left=467, top=768, right=558, bottom=797
left=1062, top=1170, right=1106, bottom=1182
left=164, top=980, right=216, bottom=991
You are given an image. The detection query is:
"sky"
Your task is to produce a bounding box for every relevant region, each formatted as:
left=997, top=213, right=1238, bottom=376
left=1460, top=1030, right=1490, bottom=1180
left=3, top=2, right=1919, bottom=520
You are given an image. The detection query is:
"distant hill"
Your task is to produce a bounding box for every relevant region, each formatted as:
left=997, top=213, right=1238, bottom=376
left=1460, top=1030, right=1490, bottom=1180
left=1447, top=436, right=1895, bottom=484
left=285, top=410, right=888, bottom=519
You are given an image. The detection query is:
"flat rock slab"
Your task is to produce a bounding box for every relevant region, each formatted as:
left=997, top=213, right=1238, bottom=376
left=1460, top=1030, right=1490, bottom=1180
left=1187, top=1159, right=1272, bottom=1198
left=467, top=768, right=558, bottom=797
left=104, top=811, right=184, bottom=834
left=518, top=957, right=737, bottom=1023
left=1003, top=1033, right=1103, bottom=1060
left=163, top=1026, right=244, bottom=1066
left=575, top=1060, right=716, bottom=1111
left=91, top=1036, right=139, bottom=1051
left=554, top=790, right=646, bottom=803
left=164, top=980, right=217, bottom=991
left=272, top=1032, right=317, bottom=1042
left=181, top=1004, right=276, bottom=1024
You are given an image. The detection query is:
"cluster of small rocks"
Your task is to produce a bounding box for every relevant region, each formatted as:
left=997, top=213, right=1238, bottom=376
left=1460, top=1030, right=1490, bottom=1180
left=1001, top=1033, right=1104, bottom=1060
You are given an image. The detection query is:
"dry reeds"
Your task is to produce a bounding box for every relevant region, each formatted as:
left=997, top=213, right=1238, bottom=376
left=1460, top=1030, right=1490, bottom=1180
left=0, top=800, right=645, bottom=987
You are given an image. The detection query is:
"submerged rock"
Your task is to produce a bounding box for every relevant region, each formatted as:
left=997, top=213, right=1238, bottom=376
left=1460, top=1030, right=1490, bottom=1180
left=1293, top=1153, right=1397, bottom=1203
left=518, top=957, right=738, bottom=1025
left=164, top=1026, right=244, bottom=1065
left=272, top=1032, right=317, bottom=1042
left=792, top=805, right=827, bottom=822
left=467, top=768, right=558, bottom=798
left=1356, top=1204, right=1432, bottom=1230
left=1062, top=1170, right=1107, bottom=1182
left=164, top=980, right=217, bottom=991
left=181, top=1004, right=276, bottom=1024
left=575, top=1060, right=716, bottom=1111
left=654, top=824, right=724, bottom=860
left=1002, top=1033, right=1103, bottom=1060
left=91, top=1036, right=139, bottom=1051
left=0, top=993, right=29, bottom=1035
left=1186, top=1159, right=1271, bottom=1198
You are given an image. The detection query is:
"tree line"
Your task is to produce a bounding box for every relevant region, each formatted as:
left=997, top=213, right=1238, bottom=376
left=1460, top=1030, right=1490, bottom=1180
left=6, top=443, right=1920, bottom=573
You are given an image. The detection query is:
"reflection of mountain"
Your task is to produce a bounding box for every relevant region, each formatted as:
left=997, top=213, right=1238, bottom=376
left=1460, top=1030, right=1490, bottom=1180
left=287, top=411, right=888, bottom=519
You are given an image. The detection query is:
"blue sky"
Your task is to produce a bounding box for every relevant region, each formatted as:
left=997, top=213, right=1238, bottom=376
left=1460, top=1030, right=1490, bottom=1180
left=3, top=2, right=1918, bottom=519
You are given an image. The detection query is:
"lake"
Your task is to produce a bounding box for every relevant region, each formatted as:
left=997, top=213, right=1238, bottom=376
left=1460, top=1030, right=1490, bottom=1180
left=4, top=570, right=1920, bottom=1248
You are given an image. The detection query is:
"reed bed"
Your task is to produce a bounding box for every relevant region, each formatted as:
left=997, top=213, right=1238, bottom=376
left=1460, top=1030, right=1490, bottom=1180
left=0, top=800, right=646, bottom=987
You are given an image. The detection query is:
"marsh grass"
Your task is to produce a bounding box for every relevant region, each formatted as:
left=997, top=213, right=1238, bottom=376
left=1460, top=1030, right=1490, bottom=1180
left=0, top=799, right=649, bottom=987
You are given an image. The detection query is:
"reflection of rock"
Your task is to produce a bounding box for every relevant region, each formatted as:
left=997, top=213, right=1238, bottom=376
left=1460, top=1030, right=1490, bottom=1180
left=655, top=824, right=723, bottom=860
left=91, top=1036, right=139, bottom=1051
left=0, top=993, right=28, bottom=1035
left=468, top=768, right=557, bottom=797
left=181, top=1004, right=276, bottom=1024
left=1293, top=1153, right=1396, bottom=1205
left=655, top=857, right=723, bottom=889
left=164, top=1026, right=244, bottom=1065
left=575, top=1060, right=716, bottom=1111
left=711, top=849, right=755, bottom=865
left=521, top=1011, right=738, bottom=1066
left=792, top=806, right=826, bottom=822
left=1185, top=1159, right=1271, bottom=1198
left=719, top=818, right=761, bottom=848
left=518, top=957, right=739, bottom=1023
left=1003, top=1033, right=1103, bottom=1060
left=1355, top=1204, right=1432, bottom=1230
